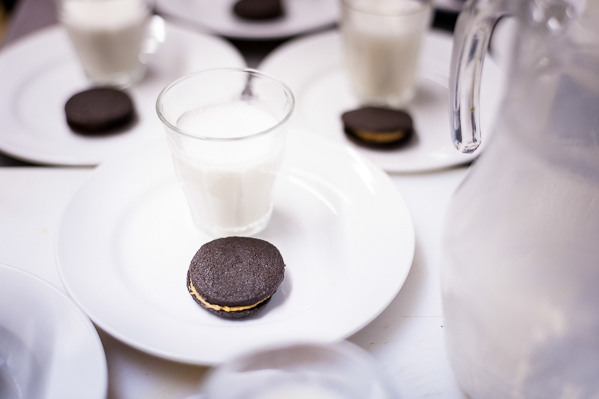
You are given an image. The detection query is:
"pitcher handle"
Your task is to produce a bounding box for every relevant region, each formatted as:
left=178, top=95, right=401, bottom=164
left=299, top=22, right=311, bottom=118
left=450, top=0, right=509, bottom=153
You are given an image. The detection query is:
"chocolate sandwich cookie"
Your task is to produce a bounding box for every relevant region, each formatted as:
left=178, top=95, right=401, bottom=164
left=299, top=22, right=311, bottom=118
left=341, top=106, right=414, bottom=148
left=187, top=237, right=285, bottom=319
left=65, top=87, right=135, bottom=135
left=233, top=0, right=284, bottom=21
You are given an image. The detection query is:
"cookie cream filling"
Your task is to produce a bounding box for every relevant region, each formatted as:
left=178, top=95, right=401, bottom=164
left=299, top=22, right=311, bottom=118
left=354, top=129, right=407, bottom=143
left=189, top=281, right=270, bottom=312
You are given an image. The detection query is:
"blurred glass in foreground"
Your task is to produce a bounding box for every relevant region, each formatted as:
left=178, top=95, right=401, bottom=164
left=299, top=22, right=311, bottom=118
left=200, top=341, right=398, bottom=399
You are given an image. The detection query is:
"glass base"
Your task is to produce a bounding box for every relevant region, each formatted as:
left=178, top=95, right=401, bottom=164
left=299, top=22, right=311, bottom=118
left=85, top=64, right=147, bottom=89
left=357, top=87, right=416, bottom=109
left=193, top=206, right=273, bottom=238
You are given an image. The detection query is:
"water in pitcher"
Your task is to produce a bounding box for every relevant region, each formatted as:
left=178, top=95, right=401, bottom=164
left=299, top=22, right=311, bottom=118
left=443, top=0, right=599, bottom=397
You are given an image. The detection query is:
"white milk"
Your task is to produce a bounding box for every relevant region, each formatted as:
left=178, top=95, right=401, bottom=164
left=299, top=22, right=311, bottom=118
left=60, top=0, right=149, bottom=86
left=171, top=100, right=284, bottom=236
left=341, top=0, right=431, bottom=107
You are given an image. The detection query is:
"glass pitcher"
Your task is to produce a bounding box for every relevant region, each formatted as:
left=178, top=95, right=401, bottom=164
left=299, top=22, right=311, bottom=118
left=442, top=0, right=599, bottom=398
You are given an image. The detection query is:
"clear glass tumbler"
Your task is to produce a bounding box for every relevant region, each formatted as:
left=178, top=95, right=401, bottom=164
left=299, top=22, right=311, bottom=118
left=340, top=0, right=432, bottom=108
left=200, top=341, right=398, bottom=399
left=57, top=0, right=152, bottom=87
left=156, top=68, right=295, bottom=238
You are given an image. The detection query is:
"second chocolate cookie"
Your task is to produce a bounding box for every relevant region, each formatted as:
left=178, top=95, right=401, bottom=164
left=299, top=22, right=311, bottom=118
left=341, top=106, right=414, bottom=148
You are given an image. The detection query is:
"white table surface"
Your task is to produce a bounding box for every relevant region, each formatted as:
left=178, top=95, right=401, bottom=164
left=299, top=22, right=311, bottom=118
left=0, top=158, right=470, bottom=398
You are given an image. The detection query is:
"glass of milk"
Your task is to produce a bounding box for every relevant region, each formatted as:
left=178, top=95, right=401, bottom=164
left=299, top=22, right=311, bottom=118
left=57, top=0, right=152, bottom=87
left=156, top=68, right=295, bottom=237
left=199, top=341, right=398, bottom=399
left=340, top=0, right=432, bottom=108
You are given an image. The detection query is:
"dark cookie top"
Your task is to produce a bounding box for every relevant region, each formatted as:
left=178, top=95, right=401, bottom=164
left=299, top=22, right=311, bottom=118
left=65, top=88, right=134, bottom=135
left=341, top=106, right=414, bottom=148
left=233, top=0, right=284, bottom=21
left=189, top=237, right=285, bottom=307
left=341, top=106, right=413, bottom=134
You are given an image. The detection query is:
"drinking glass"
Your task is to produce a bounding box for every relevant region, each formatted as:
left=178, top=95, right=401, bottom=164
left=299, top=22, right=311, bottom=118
left=340, top=0, right=432, bottom=108
left=200, top=341, right=398, bottom=399
left=56, top=0, right=152, bottom=87
left=156, top=68, right=295, bottom=238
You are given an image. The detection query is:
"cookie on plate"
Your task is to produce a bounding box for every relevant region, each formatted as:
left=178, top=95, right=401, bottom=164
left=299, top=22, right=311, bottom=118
left=232, top=0, right=284, bottom=21
left=341, top=106, right=413, bottom=148
left=64, top=87, right=135, bottom=135
left=187, top=237, right=285, bottom=319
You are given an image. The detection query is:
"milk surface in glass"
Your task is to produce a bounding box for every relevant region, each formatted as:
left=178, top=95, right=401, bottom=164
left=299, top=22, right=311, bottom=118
left=172, top=100, right=283, bottom=236
left=61, top=0, right=149, bottom=86
left=341, top=0, right=431, bottom=108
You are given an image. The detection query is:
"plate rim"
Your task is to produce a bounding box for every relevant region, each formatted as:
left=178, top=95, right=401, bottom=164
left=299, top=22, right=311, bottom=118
left=0, top=22, right=246, bottom=166
left=258, top=29, right=502, bottom=173
left=155, top=0, right=339, bottom=40
left=55, top=130, right=415, bottom=365
left=0, top=262, right=108, bottom=399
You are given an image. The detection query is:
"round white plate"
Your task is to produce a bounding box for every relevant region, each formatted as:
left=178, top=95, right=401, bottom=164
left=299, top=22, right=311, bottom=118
left=156, top=0, right=338, bottom=40
left=260, top=30, right=505, bottom=173
left=56, top=129, right=415, bottom=365
left=0, top=263, right=107, bottom=399
left=0, top=20, right=245, bottom=166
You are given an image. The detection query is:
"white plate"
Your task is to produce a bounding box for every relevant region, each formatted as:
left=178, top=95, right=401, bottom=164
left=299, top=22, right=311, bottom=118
left=156, top=0, right=339, bottom=40
left=0, top=263, right=107, bottom=399
left=0, top=21, right=245, bottom=166
left=260, top=30, right=505, bottom=173
left=56, top=129, right=415, bottom=365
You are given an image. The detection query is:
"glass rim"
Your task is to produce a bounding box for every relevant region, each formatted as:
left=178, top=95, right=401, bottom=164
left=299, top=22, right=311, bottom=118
left=340, top=0, right=431, bottom=17
left=155, top=67, right=295, bottom=142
